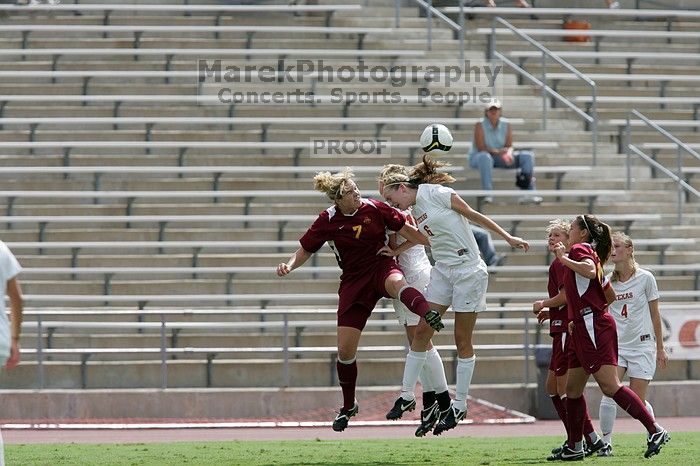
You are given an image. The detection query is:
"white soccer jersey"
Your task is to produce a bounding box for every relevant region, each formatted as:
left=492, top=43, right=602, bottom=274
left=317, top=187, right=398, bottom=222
left=0, top=241, right=21, bottom=362
left=607, top=268, right=659, bottom=349
left=393, top=208, right=432, bottom=278
left=412, top=184, right=481, bottom=266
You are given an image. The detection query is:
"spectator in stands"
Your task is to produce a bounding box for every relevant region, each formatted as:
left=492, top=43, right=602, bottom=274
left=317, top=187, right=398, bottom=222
left=380, top=155, right=529, bottom=435
left=532, top=219, right=605, bottom=460
left=0, top=241, right=24, bottom=466
left=468, top=98, right=543, bottom=205
left=377, top=165, right=451, bottom=437
left=552, top=215, right=669, bottom=460
left=597, top=231, right=668, bottom=457
left=276, top=168, right=443, bottom=433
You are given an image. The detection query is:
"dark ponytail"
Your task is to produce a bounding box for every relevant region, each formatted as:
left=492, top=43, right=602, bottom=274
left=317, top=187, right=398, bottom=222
left=576, top=214, right=612, bottom=264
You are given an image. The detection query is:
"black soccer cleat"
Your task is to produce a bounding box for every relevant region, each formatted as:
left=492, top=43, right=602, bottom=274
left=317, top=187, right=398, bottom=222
left=414, top=401, right=440, bottom=437
left=332, top=400, right=359, bottom=432
left=432, top=404, right=466, bottom=436
left=548, top=444, right=584, bottom=461
left=424, top=309, right=444, bottom=332
left=596, top=443, right=613, bottom=457
left=550, top=442, right=566, bottom=455
left=386, top=396, right=416, bottom=420
left=584, top=437, right=605, bottom=457
left=644, top=428, right=670, bottom=458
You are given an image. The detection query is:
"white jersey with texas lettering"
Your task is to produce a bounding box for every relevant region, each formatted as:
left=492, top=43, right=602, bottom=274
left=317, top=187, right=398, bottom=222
left=412, top=184, right=481, bottom=267
left=393, top=208, right=432, bottom=278
left=607, top=268, right=659, bottom=349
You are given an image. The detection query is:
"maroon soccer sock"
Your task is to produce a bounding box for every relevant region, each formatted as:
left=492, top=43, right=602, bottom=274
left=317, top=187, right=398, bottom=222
left=566, top=396, right=585, bottom=448
left=398, top=286, right=430, bottom=318
left=581, top=395, right=598, bottom=444
left=337, top=359, right=358, bottom=411
left=550, top=395, right=569, bottom=436
left=612, top=386, right=657, bottom=434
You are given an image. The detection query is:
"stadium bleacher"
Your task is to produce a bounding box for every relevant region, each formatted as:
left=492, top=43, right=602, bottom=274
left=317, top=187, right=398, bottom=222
left=0, top=1, right=698, bottom=424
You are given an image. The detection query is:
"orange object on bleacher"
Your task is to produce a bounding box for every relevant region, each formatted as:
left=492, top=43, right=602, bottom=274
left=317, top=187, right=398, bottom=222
left=563, top=19, right=591, bottom=43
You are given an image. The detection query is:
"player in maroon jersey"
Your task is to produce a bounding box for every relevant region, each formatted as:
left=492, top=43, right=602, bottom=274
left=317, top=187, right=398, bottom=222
left=276, top=169, right=443, bottom=432
left=533, top=219, right=604, bottom=459
left=552, top=214, right=669, bottom=460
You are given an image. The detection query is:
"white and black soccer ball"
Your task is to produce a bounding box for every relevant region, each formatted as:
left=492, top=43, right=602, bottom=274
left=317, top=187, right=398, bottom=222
left=419, top=123, right=453, bottom=153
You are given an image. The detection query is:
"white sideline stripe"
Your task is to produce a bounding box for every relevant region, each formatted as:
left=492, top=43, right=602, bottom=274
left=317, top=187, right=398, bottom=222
left=0, top=418, right=533, bottom=430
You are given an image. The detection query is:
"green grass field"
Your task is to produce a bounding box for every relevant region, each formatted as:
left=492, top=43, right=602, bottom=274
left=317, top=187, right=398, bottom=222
left=6, top=432, right=697, bottom=465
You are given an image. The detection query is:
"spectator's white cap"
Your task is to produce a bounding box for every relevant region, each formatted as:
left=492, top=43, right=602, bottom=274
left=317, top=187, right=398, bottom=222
left=485, top=98, right=502, bottom=110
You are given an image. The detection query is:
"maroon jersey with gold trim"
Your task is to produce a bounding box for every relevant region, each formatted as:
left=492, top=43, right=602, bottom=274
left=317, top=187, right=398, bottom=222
left=563, top=243, right=608, bottom=321
left=299, top=198, right=405, bottom=279
left=547, top=260, right=568, bottom=335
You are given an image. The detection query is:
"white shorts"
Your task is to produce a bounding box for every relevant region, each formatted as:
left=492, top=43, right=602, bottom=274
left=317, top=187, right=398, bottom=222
left=425, top=260, right=488, bottom=313
left=618, top=346, right=656, bottom=380
left=393, top=267, right=431, bottom=326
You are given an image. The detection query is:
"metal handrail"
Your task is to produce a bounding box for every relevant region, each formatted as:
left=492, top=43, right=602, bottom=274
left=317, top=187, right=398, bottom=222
left=488, top=17, right=598, bottom=164
left=625, top=109, right=700, bottom=225
left=29, top=308, right=538, bottom=389
left=396, top=0, right=465, bottom=62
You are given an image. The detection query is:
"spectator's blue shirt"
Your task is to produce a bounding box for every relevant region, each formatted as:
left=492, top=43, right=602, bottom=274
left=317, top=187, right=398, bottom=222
left=469, top=116, right=510, bottom=156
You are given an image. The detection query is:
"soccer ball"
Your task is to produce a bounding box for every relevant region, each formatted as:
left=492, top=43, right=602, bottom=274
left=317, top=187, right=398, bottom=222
left=419, top=123, right=453, bottom=153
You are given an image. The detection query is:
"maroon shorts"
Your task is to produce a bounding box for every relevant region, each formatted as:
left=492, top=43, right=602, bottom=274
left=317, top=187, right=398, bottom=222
left=568, top=311, right=618, bottom=374
left=337, top=258, right=404, bottom=330
left=549, top=332, right=569, bottom=376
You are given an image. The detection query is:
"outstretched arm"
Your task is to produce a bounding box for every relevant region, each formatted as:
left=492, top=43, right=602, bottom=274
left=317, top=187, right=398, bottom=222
left=277, top=247, right=313, bottom=276
left=450, top=194, right=529, bottom=251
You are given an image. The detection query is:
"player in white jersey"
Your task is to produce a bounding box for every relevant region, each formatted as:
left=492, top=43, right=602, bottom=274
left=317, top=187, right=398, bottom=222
left=0, top=241, right=24, bottom=466
left=597, top=232, right=668, bottom=456
left=380, top=155, right=529, bottom=435
left=378, top=165, right=450, bottom=437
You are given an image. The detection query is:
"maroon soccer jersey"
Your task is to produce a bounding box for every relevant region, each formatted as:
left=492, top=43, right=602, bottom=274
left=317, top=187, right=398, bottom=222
left=562, top=243, right=608, bottom=321
left=299, top=198, right=405, bottom=278
left=548, top=260, right=569, bottom=335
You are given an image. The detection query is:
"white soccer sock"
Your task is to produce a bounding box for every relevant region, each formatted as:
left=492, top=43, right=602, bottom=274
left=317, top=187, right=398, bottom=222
left=599, top=395, right=617, bottom=445
left=425, top=346, right=448, bottom=393
left=645, top=400, right=655, bottom=419
left=400, top=350, right=427, bottom=400
left=453, top=355, right=476, bottom=412
left=418, top=364, right=433, bottom=393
